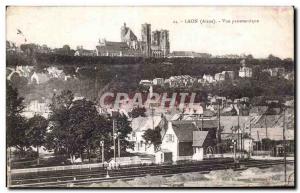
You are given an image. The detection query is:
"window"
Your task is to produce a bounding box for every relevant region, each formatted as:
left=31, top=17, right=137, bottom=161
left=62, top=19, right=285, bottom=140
left=166, top=134, right=174, bottom=142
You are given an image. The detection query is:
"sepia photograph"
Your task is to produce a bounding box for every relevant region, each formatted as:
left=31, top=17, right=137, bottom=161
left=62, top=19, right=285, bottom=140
left=5, top=6, right=295, bottom=188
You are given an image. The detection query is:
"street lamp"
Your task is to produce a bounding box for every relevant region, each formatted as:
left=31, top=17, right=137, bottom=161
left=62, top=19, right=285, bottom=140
left=232, top=139, right=237, bottom=162
left=100, top=140, right=104, bottom=163
left=113, top=131, right=117, bottom=163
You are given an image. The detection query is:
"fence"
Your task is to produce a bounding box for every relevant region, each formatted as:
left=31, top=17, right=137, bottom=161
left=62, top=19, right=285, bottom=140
left=10, top=162, right=105, bottom=174
left=252, top=150, right=272, bottom=156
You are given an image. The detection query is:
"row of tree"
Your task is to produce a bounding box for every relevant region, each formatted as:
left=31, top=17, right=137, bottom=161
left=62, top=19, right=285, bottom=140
left=7, top=81, right=132, bottom=164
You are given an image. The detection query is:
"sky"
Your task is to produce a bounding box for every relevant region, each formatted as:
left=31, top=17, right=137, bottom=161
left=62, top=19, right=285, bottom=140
left=6, top=6, right=294, bottom=59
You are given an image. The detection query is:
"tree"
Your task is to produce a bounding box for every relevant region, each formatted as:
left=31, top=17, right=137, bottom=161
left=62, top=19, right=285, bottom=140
left=6, top=81, right=29, bottom=154
left=68, top=99, right=110, bottom=162
left=47, top=90, right=74, bottom=160
left=27, top=114, right=48, bottom=165
left=130, top=106, right=146, bottom=118
left=268, top=54, right=281, bottom=61
left=142, top=126, right=162, bottom=151
left=54, top=45, right=75, bottom=56
left=114, top=113, right=133, bottom=154
left=47, top=90, right=112, bottom=163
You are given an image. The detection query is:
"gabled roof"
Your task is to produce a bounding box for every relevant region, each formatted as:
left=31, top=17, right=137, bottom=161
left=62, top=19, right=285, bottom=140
left=131, top=116, right=162, bottom=132
left=192, top=131, right=208, bottom=146
left=171, top=122, right=198, bottom=142
left=124, top=29, right=137, bottom=41
left=249, top=106, right=268, bottom=115
left=96, top=41, right=129, bottom=52
left=172, top=119, right=218, bottom=129
left=251, top=127, right=294, bottom=141
left=252, top=111, right=294, bottom=130
left=220, top=116, right=252, bottom=134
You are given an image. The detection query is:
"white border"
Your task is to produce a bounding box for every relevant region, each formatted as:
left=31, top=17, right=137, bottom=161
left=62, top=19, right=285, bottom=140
left=0, top=0, right=298, bottom=192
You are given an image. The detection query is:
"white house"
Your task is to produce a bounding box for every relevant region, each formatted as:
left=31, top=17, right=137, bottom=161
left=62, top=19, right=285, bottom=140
left=139, top=80, right=152, bottom=87
left=158, top=121, right=213, bottom=163
left=129, top=115, right=163, bottom=154
left=153, top=78, right=164, bottom=86
left=239, top=59, right=253, bottom=78
left=22, top=99, right=51, bottom=118
left=202, top=74, right=215, bottom=83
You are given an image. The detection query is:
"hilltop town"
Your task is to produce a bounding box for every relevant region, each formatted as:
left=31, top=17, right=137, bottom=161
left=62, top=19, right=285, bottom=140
left=7, top=21, right=295, bottom=187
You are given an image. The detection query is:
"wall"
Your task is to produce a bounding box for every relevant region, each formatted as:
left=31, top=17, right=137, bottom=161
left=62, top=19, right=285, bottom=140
left=161, top=122, right=178, bottom=162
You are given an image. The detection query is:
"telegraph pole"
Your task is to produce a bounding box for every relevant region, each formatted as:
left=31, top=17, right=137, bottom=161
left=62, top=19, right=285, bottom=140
left=237, top=106, right=240, bottom=152
left=151, top=105, right=155, bottom=130
left=118, top=133, right=121, bottom=158
left=265, top=115, right=268, bottom=139
left=217, top=78, right=221, bottom=154
left=283, top=107, right=287, bottom=185
left=249, top=117, right=252, bottom=157
left=94, top=66, right=98, bottom=101
left=201, top=116, right=204, bottom=131
left=113, top=119, right=116, bottom=163
left=217, top=100, right=221, bottom=154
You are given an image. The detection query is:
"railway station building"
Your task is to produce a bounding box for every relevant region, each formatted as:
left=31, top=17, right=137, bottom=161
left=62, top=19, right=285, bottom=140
left=156, top=120, right=217, bottom=163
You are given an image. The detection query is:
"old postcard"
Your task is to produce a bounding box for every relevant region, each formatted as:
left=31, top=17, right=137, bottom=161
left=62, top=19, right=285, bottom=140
left=6, top=6, right=295, bottom=188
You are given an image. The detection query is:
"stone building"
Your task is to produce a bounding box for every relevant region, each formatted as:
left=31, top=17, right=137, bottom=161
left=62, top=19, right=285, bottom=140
left=239, top=59, right=253, bottom=78
left=141, top=23, right=152, bottom=57
left=96, top=23, right=170, bottom=58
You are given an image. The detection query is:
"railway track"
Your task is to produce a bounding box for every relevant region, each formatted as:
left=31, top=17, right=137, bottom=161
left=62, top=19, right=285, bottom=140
left=10, top=159, right=294, bottom=188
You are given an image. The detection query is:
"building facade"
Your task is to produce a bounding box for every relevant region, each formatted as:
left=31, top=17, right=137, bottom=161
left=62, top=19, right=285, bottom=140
left=96, top=23, right=170, bottom=58
left=239, top=59, right=253, bottom=78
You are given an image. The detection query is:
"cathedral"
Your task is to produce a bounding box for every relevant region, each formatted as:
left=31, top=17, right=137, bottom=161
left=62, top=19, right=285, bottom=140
left=96, top=23, right=170, bottom=57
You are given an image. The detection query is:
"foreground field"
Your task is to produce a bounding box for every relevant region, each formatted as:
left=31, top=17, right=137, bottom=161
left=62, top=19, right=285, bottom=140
left=84, top=164, right=294, bottom=187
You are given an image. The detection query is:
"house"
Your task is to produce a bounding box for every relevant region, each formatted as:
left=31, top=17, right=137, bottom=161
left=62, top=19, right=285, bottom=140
left=214, top=73, right=225, bottom=81
left=262, top=68, right=285, bottom=77
left=168, top=51, right=211, bottom=58
left=203, top=74, right=215, bottom=83
left=22, top=99, right=51, bottom=118
left=130, top=115, right=164, bottom=154
left=220, top=116, right=252, bottom=140
left=249, top=110, right=294, bottom=154
left=249, top=106, right=268, bottom=116
left=284, top=72, right=294, bottom=80
left=7, top=66, right=33, bottom=81
left=30, top=72, right=50, bottom=84
left=238, top=59, right=252, bottom=78
left=96, top=39, right=142, bottom=57
left=139, top=80, right=152, bottom=87
left=250, top=127, right=294, bottom=155
left=74, top=46, right=97, bottom=56
left=223, top=71, right=235, bottom=80
left=152, top=78, right=164, bottom=86
left=165, top=75, right=195, bottom=88
left=158, top=120, right=217, bottom=163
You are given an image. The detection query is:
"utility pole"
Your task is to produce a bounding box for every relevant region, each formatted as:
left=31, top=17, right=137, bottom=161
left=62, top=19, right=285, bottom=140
left=201, top=116, right=204, bottom=131
left=113, top=119, right=116, bottom=163
left=151, top=105, right=155, bottom=130
left=265, top=115, right=268, bottom=139
left=233, top=139, right=236, bottom=162
left=237, top=105, right=240, bottom=152
left=249, top=117, right=252, bottom=157
left=118, top=133, right=121, bottom=158
left=283, top=107, right=287, bottom=185
left=217, top=78, right=221, bottom=154
left=94, top=66, right=98, bottom=102
left=217, top=99, right=221, bottom=154
left=242, top=123, right=245, bottom=154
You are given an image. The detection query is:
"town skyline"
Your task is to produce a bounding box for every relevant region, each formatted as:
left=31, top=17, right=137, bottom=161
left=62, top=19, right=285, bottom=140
left=6, top=6, right=294, bottom=59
